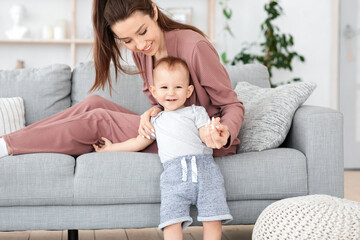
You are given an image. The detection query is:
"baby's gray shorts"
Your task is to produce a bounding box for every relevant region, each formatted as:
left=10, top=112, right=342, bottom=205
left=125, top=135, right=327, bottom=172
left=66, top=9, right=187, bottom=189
left=158, top=154, right=233, bottom=231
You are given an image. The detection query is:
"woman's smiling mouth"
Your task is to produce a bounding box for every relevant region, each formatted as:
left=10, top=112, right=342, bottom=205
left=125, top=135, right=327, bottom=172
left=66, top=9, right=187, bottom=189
left=143, top=43, right=152, bottom=52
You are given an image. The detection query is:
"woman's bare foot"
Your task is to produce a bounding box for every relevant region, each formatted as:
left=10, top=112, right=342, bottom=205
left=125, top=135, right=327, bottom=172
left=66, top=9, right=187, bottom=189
left=0, top=137, right=11, bottom=156
left=7, top=146, right=12, bottom=155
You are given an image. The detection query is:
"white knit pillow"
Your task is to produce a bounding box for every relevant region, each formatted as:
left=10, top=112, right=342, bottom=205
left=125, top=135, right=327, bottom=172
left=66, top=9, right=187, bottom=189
left=0, top=97, right=25, bottom=136
left=234, top=81, right=316, bottom=152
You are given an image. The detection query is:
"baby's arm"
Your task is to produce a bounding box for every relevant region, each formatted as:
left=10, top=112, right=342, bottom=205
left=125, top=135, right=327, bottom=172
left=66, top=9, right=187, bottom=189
left=199, top=126, right=207, bottom=143
left=93, top=136, right=154, bottom=152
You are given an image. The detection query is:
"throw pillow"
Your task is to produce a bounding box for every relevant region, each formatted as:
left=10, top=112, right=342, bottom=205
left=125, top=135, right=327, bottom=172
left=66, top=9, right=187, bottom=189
left=0, top=64, right=71, bottom=125
left=0, top=97, right=25, bottom=136
left=234, top=81, right=316, bottom=152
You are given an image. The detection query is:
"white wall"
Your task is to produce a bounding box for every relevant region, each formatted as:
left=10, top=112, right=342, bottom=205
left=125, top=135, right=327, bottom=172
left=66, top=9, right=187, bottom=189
left=0, top=0, right=335, bottom=108
left=214, top=0, right=334, bottom=108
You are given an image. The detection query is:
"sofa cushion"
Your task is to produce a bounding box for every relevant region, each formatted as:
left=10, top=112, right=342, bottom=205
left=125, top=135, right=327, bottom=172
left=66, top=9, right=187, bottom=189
left=0, top=154, right=75, bottom=206
left=73, top=152, right=162, bottom=205
left=0, top=64, right=72, bottom=125
left=218, top=148, right=308, bottom=200
left=71, top=62, right=151, bottom=115
left=235, top=81, right=316, bottom=152
left=73, top=148, right=307, bottom=205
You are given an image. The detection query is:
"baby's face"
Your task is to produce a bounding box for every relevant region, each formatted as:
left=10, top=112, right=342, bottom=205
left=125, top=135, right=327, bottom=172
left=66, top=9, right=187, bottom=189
left=151, top=65, right=193, bottom=112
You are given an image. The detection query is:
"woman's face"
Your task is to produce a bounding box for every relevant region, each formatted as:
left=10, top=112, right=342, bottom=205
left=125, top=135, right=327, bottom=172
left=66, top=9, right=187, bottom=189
left=111, top=9, right=166, bottom=58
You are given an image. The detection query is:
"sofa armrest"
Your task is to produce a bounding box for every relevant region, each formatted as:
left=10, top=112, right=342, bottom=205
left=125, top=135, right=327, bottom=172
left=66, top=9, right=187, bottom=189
left=282, top=105, right=344, bottom=197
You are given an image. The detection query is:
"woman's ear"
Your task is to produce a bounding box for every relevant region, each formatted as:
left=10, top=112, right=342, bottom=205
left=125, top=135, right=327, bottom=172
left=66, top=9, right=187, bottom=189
left=152, top=3, right=158, bottom=21
left=187, top=85, right=194, bottom=98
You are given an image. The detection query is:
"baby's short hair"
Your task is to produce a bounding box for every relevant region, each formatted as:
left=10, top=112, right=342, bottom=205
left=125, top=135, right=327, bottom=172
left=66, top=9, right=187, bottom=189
left=153, top=56, right=190, bottom=84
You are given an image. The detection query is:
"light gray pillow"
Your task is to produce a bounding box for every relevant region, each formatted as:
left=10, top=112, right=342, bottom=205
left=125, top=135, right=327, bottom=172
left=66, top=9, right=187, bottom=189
left=0, top=97, right=25, bottom=135
left=0, top=64, right=71, bottom=125
left=234, top=81, right=317, bottom=152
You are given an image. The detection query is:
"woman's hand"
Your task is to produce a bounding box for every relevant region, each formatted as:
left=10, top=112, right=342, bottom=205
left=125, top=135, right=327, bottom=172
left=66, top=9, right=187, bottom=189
left=139, top=106, right=161, bottom=139
left=201, top=117, right=230, bottom=149
left=93, top=137, right=113, bottom=152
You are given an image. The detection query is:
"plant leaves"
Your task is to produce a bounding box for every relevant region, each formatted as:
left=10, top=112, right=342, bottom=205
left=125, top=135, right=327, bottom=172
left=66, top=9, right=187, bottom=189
left=225, top=0, right=305, bottom=87
left=221, top=52, right=229, bottom=65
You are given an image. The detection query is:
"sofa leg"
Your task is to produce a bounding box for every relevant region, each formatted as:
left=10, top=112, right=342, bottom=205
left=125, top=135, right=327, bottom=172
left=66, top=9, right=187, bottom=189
left=68, top=229, right=79, bottom=240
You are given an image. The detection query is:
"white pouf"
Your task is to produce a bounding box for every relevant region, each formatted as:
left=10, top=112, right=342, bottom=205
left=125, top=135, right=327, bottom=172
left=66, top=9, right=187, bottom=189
left=252, top=195, right=360, bottom=240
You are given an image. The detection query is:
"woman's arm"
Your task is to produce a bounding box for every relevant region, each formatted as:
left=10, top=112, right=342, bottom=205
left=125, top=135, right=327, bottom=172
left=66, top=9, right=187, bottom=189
left=192, top=41, right=245, bottom=148
left=93, top=136, right=154, bottom=152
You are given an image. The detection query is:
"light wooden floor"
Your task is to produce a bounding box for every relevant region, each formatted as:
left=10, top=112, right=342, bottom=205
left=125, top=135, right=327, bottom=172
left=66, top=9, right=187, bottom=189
left=0, top=226, right=254, bottom=240
left=0, top=170, right=359, bottom=240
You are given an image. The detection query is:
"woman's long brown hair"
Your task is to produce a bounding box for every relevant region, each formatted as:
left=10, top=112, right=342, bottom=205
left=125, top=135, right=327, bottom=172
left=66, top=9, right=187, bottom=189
left=90, top=0, right=206, bottom=94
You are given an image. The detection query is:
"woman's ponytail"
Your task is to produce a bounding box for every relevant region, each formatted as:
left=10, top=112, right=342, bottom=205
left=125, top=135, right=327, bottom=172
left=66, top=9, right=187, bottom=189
left=91, top=0, right=127, bottom=95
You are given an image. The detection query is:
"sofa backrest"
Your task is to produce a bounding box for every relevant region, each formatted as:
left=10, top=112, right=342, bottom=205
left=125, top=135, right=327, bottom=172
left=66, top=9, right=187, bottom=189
left=0, top=62, right=270, bottom=125
left=0, top=64, right=72, bottom=125
left=71, top=62, right=150, bottom=115
left=226, top=64, right=270, bottom=89
left=71, top=61, right=270, bottom=115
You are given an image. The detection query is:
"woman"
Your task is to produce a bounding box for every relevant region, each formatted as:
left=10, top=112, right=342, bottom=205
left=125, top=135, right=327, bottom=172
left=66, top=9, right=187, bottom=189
left=1, top=0, right=244, bottom=158
left=91, top=0, right=244, bottom=157
left=0, top=1, right=244, bottom=237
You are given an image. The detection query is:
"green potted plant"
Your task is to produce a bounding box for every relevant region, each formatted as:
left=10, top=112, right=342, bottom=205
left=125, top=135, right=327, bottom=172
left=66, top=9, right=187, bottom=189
left=220, top=0, right=305, bottom=87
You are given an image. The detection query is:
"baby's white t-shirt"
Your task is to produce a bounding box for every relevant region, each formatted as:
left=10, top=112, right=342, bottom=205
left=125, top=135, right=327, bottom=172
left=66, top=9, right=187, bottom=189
left=151, top=105, right=213, bottom=163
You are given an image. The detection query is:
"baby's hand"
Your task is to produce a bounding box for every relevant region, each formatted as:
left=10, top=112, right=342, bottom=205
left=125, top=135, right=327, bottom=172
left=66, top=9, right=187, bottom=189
left=208, top=117, right=221, bottom=132
left=202, top=117, right=230, bottom=149
left=93, top=137, right=113, bottom=152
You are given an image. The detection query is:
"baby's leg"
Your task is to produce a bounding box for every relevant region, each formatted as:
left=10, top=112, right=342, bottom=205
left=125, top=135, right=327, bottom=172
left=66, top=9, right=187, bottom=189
left=164, top=223, right=182, bottom=240
left=203, top=221, right=222, bottom=240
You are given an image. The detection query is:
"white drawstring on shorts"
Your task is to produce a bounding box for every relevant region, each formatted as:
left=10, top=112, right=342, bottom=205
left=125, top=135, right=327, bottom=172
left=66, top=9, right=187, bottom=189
left=181, top=156, right=198, bottom=183
left=191, top=156, right=198, bottom=183
left=181, top=157, right=187, bottom=182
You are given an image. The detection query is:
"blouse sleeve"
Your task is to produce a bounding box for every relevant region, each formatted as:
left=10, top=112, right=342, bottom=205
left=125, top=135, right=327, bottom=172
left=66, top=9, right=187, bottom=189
left=191, top=41, right=245, bottom=148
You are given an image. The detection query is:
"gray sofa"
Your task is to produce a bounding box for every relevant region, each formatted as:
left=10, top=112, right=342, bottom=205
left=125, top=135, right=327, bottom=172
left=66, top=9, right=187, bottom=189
left=0, top=62, right=344, bottom=234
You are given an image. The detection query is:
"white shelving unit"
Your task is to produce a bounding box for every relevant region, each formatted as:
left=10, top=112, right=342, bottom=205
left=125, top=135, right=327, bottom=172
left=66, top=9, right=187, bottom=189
left=0, top=0, right=92, bottom=68
left=0, top=0, right=215, bottom=68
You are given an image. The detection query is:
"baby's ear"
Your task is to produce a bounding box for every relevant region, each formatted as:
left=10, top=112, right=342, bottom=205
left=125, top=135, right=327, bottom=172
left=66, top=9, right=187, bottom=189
left=187, top=85, right=194, bottom=98
left=149, top=85, right=156, bottom=98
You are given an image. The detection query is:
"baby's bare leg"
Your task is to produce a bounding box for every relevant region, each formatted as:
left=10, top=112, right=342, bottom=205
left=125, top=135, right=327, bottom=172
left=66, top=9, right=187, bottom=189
left=203, top=221, right=222, bottom=240
left=164, top=223, right=182, bottom=240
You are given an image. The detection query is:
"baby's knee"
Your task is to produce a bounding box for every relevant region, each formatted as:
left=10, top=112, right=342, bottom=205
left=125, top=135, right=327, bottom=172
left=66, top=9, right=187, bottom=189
left=163, top=223, right=183, bottom=240
left=202, top=220, right=221, bottom=227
